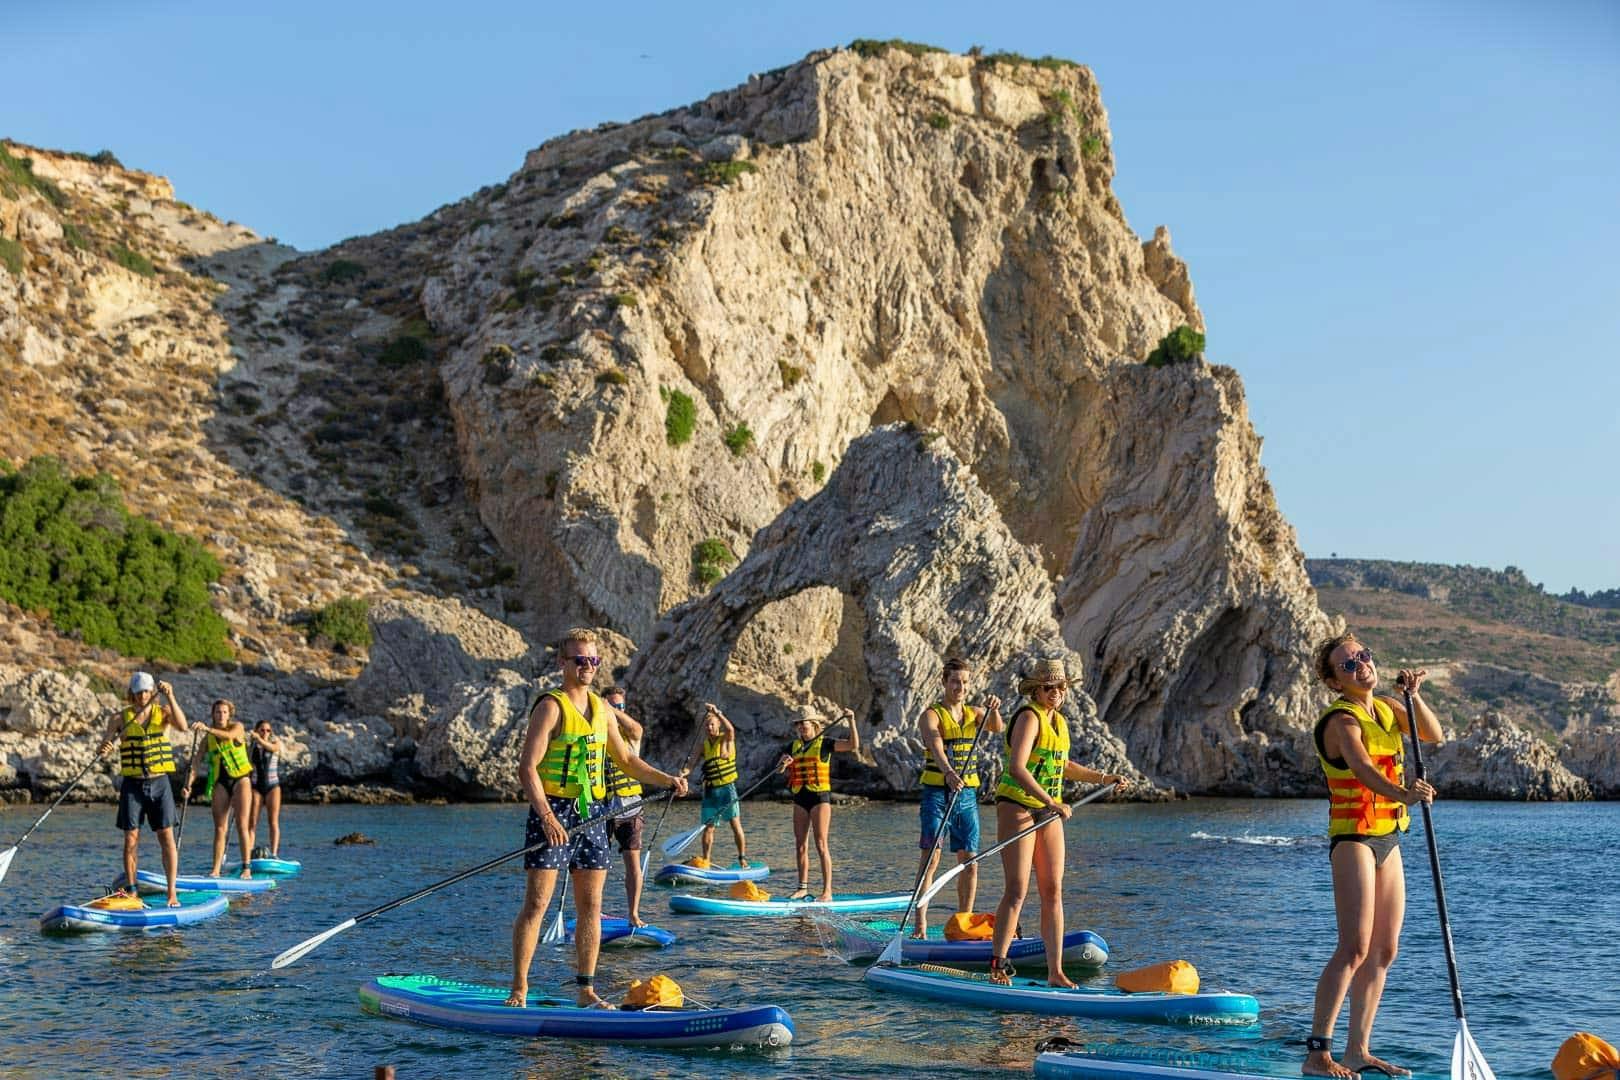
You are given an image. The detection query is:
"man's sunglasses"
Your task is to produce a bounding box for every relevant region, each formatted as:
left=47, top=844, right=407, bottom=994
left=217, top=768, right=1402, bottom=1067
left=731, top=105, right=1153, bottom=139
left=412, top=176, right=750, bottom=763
left=567, top=655, right=602, bottom=668
left=1337, top=649, right=1374, bottom=674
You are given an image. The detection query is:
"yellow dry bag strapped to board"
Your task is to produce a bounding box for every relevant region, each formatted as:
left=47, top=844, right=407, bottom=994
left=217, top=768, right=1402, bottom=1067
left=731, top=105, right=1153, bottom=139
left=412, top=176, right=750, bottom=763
left=1115, top=960, right=1200, bottom=995
left=944, top=912, right=995, bottom=941
left=728, top=880, right=771, bottom=902
left=623, top=975, right=684, bottom=1010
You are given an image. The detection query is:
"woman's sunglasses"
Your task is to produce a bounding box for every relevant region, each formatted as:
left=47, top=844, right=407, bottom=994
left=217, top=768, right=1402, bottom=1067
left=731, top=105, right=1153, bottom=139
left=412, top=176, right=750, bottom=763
left=1337, top=649, right=1374, bottom=674
left=1038, top=683, right=1067, bottom=692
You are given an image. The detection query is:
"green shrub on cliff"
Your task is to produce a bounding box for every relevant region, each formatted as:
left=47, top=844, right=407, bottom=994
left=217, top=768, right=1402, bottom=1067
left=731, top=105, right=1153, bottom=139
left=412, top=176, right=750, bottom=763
left=0, top=236, right=23, bottom=275
left=0, top=456, right=231, bottom=663
left=693, top=539, right=735, bottom=588
left=849, top=39, right=945, bottom=59
left=305, top=597, right=373, bottom=649
left=1144, top=325, right=1205, bottom=367
left=663, top=388, right=696, bottom=446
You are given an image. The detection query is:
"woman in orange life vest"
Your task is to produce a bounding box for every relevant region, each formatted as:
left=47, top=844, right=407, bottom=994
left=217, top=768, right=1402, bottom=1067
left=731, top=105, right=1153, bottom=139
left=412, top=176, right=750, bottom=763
left=1303, top=633, right=1441, bottom=1080
left=988, top=659, right=1126, bottom=988
left=776, top=710, right=860, bottom=901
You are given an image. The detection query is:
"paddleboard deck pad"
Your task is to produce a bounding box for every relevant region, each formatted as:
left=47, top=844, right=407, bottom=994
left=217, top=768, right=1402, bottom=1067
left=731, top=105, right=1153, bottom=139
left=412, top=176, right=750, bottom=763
left=563, top=916, right=677, bottom=948
left=358, top=975, right=793, bottom=1048
left=669, top=891, right=912, bottom=916
left=1033, top=1044, right=1446, bottom=1080
left=118, top=868, right=276, bottom=894
left=836, top=922, right=1107, bottom=968
left=864, top=964, right=1259, bottom=1024
left=40, top=890, right=230, bottom=933
left=230, top=857, right=302, bottom=876
left=653, top=862, right=771, bottom=886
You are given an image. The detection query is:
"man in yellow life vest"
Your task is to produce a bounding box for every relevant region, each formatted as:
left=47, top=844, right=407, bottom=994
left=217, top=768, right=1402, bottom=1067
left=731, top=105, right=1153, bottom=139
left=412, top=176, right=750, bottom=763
left=600, top=685, right=648, bottom=927
left=776, top=709, right=860, bottom=901
left=679, top=703, right=749, bottom=868
left=181, top=699, right=254, bottom=880
left=1303, top=632, right=1441, bottom=1080
left=913, top=657, right=1003, bottom=939
left=507, top=629, right=688, bottom=1009
left=97, top=672, right=190, bottom=907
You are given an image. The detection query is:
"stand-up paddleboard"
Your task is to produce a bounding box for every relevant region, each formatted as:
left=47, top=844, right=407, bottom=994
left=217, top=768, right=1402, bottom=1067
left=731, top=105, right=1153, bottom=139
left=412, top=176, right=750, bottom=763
left=40, top=890, right=230, bottom=933
left=358, top=975, right=794, bottom=1048
left=837, top=923, right=1107, bottom=968
left=230, top=857, right=301, bottom=876
left=1034, top=1044, right=1446, bottom=1080
left=653, top=861, right=771, bottom=887
left=864, top=965, right=1259, bottom=1024
left=115, top=868, right=276, bottom=894
left=670, top=891, right=912, bottom=917
left=562, top=915, right=677, bottom=948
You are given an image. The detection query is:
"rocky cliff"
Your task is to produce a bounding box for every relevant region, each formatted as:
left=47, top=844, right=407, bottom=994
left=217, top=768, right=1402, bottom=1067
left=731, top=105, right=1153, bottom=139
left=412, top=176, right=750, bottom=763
left=4, top=44, right=1608, bottom=802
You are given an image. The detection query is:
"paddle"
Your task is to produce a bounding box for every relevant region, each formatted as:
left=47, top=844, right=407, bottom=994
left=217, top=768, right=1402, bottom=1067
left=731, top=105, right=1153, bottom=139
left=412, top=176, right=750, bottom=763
left=542, top=864, right=570, bottom=944
left=660, top=768, right=778, bottom=859
left=173, top=725, right=204, bottom=854
left=1402, top=684, right=1496, bottom=1080
left=0, top=745, right=110, bottom=888
left=271, top=795, right=649, bottom=969
left=876, top=707, right=995, bottom=965
left=641, top=726, right=706, bottom=878
left=899, top=781, right=1119, bottom=933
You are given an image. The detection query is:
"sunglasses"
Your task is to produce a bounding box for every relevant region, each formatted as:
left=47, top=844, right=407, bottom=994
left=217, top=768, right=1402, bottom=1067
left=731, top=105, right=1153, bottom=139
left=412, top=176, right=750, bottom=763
left=1038, top=683, right=1067, bottom=693
left=1337, top=649, right=1374, bottom=674
left=567, top=655, right=602, bottom=669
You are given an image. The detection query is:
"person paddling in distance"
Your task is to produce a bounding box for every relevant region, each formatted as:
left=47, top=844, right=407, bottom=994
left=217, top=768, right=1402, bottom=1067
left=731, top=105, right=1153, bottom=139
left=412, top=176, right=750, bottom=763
left=913, top=657, right=1003, bottom=938
left=182, top=699, right=255, bottom=879
left=97, top=672, right=190, bottom=906
left=681, top=704, right=750, bottom=868
left=988, top=659, right=1126, bottom=987
left=247, top=719, right=284, bottom=859
left=599, top=685, right=649, bottom=927
left=1303, top=633, right=1441, bottom=1079
left=777, top=709, right=860, bottom=902
left=508, top=629, right=689, bottom=1009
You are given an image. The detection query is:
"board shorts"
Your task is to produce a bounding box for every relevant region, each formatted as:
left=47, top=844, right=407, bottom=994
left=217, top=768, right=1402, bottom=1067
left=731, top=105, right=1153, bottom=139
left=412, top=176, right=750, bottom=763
left=607, top=795, right=643, bottom=853
left=523, top=794, right=611, bottom=871
left=1329, top=831, right=1401, bottom=867
left=919, top=783, right=980, bottom=853
left=701, top=782, right=740, bottom=825
left=792, top=788, right=832, bottom=811
left=116, top=776, right=176, bottom=832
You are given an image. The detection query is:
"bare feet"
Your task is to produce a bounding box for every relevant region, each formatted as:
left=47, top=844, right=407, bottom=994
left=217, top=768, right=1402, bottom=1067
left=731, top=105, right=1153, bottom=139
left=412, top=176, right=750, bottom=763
left=908, top=930, right=927, bottom=940
left=166, top=894, right=181, bottom=908
left=989, top=967, right=1012, bottom=986
left=786, top=884, right=810, bottom=900
left=628, top=914, right=647, bottom=928
left=1302, top=1051, right=1357, bottom=1078
left=502, top=986, right=528, bottom=1007
left=239, top=867, right=253, bottom=880
left=1342, top=1052, right=1407, bottom=1077
left=1047, top=972, right=1078, bottom=989
left=816, top=892, right=834, bottom=903
left=576, top=989, right=617, bottom=1009
left=737, top=855, right=750, bottom=867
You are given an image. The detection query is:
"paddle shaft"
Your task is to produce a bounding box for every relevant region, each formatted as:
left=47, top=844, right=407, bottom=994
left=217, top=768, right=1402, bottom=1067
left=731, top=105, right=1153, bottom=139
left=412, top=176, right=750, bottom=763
left=1404, top=686, right=1467, bottom=1022
left=7, top=746, right=109, bottom=849
left=892, top=708, right=995, bottom=940
left=173, top=726, right=204, bottom=852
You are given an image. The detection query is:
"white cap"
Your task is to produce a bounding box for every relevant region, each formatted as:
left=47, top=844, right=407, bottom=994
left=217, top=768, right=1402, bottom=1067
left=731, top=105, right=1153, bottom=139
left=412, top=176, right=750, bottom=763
left=129, top=672, right=155, bottom=693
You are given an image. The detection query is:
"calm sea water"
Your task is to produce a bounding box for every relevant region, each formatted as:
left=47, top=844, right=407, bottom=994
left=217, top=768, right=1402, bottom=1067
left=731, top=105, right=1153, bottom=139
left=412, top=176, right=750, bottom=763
left=2, top=797, right=1615, bottom=1078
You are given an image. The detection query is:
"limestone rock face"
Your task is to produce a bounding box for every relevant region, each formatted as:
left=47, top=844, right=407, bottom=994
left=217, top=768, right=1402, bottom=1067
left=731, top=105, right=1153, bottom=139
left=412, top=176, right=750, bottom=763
left=627, top=426, right=1139, bottom=793
left=348, top=595, right=536, bottom=724
left=0, top=670, right=119, bottom=736
left=1428, top=712, right=1592, bottom=800
left=414, top=668, right=550, bottom=799
left=1058, top=365, right=1332, bottom=794
left=1559, top=724, right=1620, bottom=798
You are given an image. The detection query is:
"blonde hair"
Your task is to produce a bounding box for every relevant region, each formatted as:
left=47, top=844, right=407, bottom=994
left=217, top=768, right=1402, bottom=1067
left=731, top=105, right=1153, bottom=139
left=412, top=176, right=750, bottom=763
left=558, top=627, right=598, bottom=652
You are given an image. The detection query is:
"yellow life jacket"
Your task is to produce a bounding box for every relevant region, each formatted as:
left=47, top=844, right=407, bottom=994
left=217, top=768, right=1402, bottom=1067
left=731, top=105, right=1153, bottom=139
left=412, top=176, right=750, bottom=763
left=204, top=732, right=252, bottom=796
left=603, top=715, right=642, bottom=799
left=119, top=705, right=174, bottom=778
left=920, top=703, right=981, bottom=788
left=1315, top=696, right=1410, bottom=838
left=702, top=736, right=738, bottom=788
left=537, top=689, right=609, bottom=814
left=994, top=702, right=1069, bottom=809
left=786, top=736, right=831, bottom=793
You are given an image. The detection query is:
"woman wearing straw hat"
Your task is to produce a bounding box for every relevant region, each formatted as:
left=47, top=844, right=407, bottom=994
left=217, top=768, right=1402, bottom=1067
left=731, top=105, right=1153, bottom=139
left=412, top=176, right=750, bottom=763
left=987, top=658, right=1126, bottom=987
left=777, top=709, right=860, bottom=901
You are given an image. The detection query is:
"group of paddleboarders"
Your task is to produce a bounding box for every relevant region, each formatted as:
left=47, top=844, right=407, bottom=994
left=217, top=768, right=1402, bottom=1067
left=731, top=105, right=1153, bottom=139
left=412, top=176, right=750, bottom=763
left=98, top=671, right=290, bottom=902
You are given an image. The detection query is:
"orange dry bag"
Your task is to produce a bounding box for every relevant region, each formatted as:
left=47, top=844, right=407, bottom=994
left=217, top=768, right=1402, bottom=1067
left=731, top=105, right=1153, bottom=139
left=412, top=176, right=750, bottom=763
left=943, top=912, right=995, bottom=941
left=1115, top=960, right=1200, bottom=994
left=728, top=880, right=771, bottom=901
left=622, top=975, right=684, bottom=1009
left=1553, top=1033, right=1620, bottom=1080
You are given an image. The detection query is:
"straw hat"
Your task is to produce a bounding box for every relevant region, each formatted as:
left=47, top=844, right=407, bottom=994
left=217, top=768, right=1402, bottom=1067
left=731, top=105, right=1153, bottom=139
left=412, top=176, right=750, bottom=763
left=1017, top=658, right=1071, bottom=697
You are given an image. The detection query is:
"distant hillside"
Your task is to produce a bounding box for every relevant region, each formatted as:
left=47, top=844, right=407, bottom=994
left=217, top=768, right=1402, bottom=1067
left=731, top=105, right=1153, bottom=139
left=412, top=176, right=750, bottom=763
left=1307, top=559, right=1619, bottom=735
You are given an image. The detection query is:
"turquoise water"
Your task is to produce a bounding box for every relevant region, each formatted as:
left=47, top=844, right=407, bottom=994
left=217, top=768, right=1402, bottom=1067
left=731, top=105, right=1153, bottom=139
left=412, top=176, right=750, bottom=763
left=2, top=798, right=1614, bottom=1077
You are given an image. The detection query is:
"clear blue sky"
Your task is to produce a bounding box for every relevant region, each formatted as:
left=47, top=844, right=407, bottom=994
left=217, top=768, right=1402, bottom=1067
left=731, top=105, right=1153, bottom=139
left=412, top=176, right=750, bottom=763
left=7, top=1, right=1617, bottom=592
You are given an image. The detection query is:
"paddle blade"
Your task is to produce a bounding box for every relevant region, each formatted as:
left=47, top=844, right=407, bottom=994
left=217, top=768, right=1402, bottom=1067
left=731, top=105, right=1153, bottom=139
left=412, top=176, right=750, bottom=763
left=914, top=861, right=966, bottom=910
left=1453, top=1018, right=1497, bottom=1080
left=660, top=824, right=703, bottom=857
left=639, top=847, right=651, bottom=878
left=0, top=844, right=16, bottom=887
left=875, top=931, right=904, bottom=967
left=272, top=917, right=356, bottom=970
left=542, top=909, right=567, bottom=944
